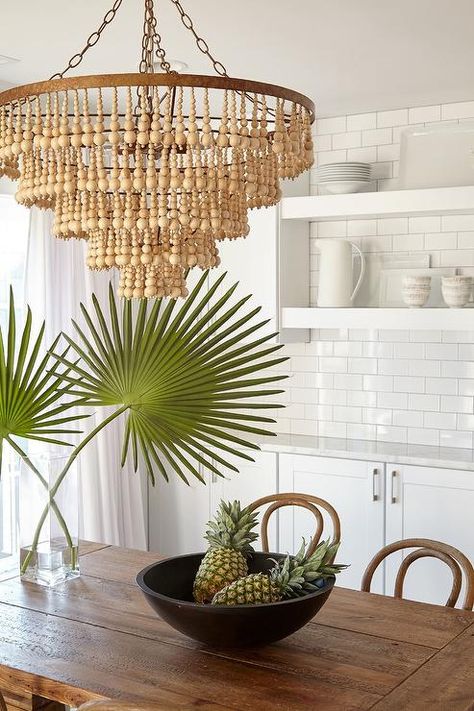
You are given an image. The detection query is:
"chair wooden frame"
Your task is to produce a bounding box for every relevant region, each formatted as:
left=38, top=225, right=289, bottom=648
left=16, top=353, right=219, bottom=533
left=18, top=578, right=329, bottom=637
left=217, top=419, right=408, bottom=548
left=361, top=538, right=474, bottom=611
left=0, top=691, right=6, bottom=711
left=248, top=492, right=341, bottom=558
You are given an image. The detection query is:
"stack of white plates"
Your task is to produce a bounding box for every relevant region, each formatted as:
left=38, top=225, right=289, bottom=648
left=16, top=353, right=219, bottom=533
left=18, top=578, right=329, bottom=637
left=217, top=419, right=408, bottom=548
left=315, top=162, right=372, bottom=194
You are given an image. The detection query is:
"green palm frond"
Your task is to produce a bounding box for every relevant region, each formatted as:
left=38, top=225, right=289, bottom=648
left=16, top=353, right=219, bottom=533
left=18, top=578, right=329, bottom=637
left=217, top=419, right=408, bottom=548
left=0, top=288, right=89, bottom=471
left=53, top=272, right=288, bottom=485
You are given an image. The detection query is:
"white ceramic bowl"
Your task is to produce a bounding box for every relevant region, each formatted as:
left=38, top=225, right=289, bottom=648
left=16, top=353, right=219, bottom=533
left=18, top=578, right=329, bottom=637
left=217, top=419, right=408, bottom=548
left=441, top=276, right=472, bottom=308
left=320, top=181, right=371, bottom=195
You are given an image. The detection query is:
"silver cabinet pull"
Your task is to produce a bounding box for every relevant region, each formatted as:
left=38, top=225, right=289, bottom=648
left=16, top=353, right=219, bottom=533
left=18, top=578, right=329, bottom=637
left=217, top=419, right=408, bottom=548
left=391, top=470, right=398, bottom=504
left=372, top=468, right=379, bottom=502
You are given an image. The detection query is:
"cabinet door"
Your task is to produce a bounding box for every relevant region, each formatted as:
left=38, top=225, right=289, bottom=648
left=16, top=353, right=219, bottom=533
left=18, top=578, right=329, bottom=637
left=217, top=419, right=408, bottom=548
left=209, top=451, right=278, bottom=552
left=278, top=454, right=385, bottom=592
left=385, top=464, right=474, bottom=607
left=148, top=461, right=211, bottom=556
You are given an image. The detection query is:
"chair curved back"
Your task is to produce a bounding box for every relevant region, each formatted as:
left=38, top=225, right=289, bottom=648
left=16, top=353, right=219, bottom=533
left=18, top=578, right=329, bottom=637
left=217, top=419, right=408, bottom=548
left=361, top=538, right=474, bottom=611
left=248, top=492, right=341, bottom=557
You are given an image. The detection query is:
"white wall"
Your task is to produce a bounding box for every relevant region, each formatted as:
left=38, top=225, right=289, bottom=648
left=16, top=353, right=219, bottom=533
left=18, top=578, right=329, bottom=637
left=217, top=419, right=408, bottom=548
left=279, top=99, right=474, bottom=449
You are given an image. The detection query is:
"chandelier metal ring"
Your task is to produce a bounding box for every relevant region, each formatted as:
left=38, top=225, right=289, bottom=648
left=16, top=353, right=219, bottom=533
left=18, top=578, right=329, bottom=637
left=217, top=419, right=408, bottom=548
left=0, top=75, right=315, bottom=120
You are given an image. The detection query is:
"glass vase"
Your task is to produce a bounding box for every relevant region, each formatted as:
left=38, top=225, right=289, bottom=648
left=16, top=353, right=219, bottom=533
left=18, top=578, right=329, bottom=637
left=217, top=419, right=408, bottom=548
left=0, top=454, right=20, bottom=581
left=19, top=452, right=79, bottom=586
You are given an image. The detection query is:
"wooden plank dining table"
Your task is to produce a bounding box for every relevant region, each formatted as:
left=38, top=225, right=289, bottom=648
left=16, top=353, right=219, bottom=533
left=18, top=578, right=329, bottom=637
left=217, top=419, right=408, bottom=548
left=0, top=541, right=474, bottom=711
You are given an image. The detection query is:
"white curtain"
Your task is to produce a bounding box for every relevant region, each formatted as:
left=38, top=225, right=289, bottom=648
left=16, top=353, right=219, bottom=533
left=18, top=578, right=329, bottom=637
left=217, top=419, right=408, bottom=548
left=25, top=208, right=147, bottom=549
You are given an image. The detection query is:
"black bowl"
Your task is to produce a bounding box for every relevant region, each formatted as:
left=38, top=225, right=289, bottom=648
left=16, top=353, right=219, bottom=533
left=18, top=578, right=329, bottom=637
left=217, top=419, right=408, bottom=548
left=136, top=551, right=335, bottom=647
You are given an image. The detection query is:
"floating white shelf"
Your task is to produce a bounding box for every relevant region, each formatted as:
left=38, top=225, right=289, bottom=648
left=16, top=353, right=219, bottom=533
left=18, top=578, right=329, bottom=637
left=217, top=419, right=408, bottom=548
left=281, top=186, right=474, bottom=222
left=281, top=307, right=474, bottom=331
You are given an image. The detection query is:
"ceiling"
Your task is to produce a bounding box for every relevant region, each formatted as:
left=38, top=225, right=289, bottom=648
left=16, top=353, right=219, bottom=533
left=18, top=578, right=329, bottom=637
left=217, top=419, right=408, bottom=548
left=1, top=0, right=473, bottom=117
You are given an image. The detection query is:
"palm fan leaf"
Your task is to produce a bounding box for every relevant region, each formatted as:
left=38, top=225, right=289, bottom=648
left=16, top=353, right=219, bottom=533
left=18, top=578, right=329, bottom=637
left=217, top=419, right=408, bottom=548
left=54, top=272, right=288, bottom=484
left=0, top=288, right=89, bottom=472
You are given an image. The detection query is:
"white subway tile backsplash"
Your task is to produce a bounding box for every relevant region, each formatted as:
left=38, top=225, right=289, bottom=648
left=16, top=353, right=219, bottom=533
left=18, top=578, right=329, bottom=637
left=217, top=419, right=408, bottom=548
left=378, top=359, right=409, bottom=376
left=362, top=342, right=394, bottom=358
left=376, top=143, right=400, bottom=162
left=425, top=378, right=458, bottom=395
left=408, top=393, right=440, bottom=411
left=408, top=105, right=441, bottom=123
left=347, top=220, right=377, bottom=237
left=424, top=411, right=457, bottom=430
left=317, top=221, right=347, bottom=238
left=319, top=357, right=347, bottom=373
left=347, top=390, right=377, bottom=407
left=319, top=421, right=347, bottom=438
left=409, top=360, right=441, bottom=377
left=408, top=216, right=441, bottom=232
left=333, top=341, right=363, bottom=357
left=347, top=423, right=377, bottom=440
left=440, top=395, right=474, bottom=413
left=407, top=428, right=440, bottom=446
left=393, top=342, right=425, bottom=359
left=332, top=131, right=362, bottom=149
left=442, top=215, right=474, bottom=232
left=441, top=100, right=474, bottom=120
left=393, top=233, right=424, bottom=251
left=459, top=379, right=474, bottom=395
left=424, top=232, right=457, bottom=250
left=287, top=98, right=474, bottom=449
left=364, top=408, right=392, bottom=425
left=440, top=250, right=474, bottom=267
left=333, top=373, right=363, bottom=390
left=377, top=217, right=408, bottom=235
left=425, top=343, right=458, bottom=360
left=333, top=406, right=362, bottom=423
left=442, top=361, right=474, bottom=378
left=377, top=425, right=408, bottom=443
left=346, top=112, right=377, bottom=131
left=362, top=127, right=392, bottom=146
left=319, top=389, right=347, bottom=406
left=395, top=377, right=425, bottom=394
left=363, top=374, right=393, bottom=392
left=317, top=116, right=347, bottom=135
left=392, top=409, right=423, bottom=428
left=457, top=232, right=474, bottom=249
left=377, top=392, right=408, bottom=409
left=349, top=358, right=378, bottom=375
left=346, top=146, right=377, bottom=163
left=377, top=108, right=408, bottom=127
left=439, top=430, right=473, bottom=448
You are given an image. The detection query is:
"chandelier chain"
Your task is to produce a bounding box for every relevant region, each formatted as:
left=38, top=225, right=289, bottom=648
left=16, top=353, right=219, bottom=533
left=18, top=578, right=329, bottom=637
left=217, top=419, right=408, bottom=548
left=169, top=0, right=228, bottom=77
left=49, top=0, right=124, bottom=80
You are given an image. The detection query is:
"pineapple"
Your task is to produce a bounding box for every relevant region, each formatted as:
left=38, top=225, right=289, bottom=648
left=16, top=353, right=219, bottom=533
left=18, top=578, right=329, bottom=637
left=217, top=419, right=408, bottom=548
left=211, top=538, right=347, bottom=606
left=193, top=500, right=259, bottom=603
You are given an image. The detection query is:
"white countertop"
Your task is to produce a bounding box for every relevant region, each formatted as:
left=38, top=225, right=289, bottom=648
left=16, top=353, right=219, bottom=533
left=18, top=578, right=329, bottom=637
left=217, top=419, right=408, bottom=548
left=258, top=433, right=474, bottom=471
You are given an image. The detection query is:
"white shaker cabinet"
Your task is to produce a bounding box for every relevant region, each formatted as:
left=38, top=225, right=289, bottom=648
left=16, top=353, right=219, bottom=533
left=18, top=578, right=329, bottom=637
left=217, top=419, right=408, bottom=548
left=209, top=450, right=278, bottom=552
left=148, top=461, right=211, bottom=556
left=278, top=453, right=386, bottom=592
left=384, top=464, right=474, bottom=607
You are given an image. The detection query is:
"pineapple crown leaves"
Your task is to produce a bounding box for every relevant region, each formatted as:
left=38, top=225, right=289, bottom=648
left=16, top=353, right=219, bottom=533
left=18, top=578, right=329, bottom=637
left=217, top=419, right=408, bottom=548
left=205, top=499, right=259, bottom=552
left=0, top=287, right=89, bottom=473
left=50, top=272, right=288, bottom=486
left=271, top=538, right=349, bottom=598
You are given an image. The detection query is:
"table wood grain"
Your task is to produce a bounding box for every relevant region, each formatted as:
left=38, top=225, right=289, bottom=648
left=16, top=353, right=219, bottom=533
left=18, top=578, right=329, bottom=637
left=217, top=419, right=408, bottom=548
left=0, top=543, right=473, bottom=710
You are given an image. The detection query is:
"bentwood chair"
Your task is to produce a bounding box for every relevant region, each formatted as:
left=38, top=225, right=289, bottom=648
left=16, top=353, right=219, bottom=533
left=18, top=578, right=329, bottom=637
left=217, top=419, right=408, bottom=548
left=248, top=492, right=341, bottom=557
left=361, top=538, right=474, bottom=611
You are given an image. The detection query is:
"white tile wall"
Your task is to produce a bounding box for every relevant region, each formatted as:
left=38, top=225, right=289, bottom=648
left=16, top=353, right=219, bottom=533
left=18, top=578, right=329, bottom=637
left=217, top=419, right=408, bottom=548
left=283, top=98, right=474, bottom=448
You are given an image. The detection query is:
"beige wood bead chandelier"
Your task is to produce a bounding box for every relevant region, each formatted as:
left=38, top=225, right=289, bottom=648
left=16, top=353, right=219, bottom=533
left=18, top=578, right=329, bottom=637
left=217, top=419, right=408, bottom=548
left=0, top=0, right=315, bottom=298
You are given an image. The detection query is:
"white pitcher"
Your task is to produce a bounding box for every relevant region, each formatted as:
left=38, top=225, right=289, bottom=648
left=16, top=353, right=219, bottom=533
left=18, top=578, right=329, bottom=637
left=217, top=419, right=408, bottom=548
left=316, top=239, right=365, bottom=307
